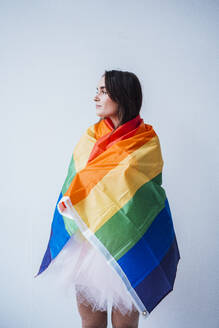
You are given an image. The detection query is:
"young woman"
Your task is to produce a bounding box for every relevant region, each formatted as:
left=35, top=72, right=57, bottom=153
left=74, top=70, right=142, bottom=327
left=35, top=69, right=180, bottom=328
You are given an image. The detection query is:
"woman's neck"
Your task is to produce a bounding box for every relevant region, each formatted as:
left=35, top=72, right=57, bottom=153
left=108, top=115, right=120, bottom=129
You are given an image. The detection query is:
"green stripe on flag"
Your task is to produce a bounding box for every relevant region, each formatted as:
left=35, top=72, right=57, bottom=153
left=95, top=173, right=166, bottom=260
left=63, top=216, right=79, bottom=235
left=61, top=154, right=77, bottom=195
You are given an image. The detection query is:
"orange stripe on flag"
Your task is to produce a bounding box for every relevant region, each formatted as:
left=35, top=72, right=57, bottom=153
left=64, top=121, right=156, bottom=205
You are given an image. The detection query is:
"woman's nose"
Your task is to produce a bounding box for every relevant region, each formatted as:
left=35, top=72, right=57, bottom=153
left=94, top=94, right=100, bottom=101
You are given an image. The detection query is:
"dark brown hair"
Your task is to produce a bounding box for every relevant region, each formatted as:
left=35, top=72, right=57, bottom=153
left=98, top=70, right=143, bottom=130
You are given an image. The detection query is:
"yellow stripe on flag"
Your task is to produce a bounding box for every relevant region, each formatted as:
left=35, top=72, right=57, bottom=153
left=73, top=124, right=96, bottom=172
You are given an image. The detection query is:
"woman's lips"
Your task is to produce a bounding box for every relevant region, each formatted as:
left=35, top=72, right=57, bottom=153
left=96, top=105, right=102, bottom=108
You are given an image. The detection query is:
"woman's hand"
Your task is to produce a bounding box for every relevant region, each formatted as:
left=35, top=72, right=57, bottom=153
left=59, top=201, right=66, bottom=212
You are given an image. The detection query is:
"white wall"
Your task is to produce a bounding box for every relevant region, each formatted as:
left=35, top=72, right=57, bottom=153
left=1, top=0, right=218, bottom=327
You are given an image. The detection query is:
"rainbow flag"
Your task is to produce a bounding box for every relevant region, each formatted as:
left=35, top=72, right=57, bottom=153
left=35, top=114, right=180, bottom=318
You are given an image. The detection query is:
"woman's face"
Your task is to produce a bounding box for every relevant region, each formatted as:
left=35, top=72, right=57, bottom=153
left=94, top=76, right=119, bottom=126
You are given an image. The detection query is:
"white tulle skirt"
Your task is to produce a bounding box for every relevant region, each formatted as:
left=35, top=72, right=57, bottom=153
left=41, top=228, right=138, bottom=316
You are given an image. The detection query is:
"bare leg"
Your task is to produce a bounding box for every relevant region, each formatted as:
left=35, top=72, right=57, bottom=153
left=75, top=289, right=108, bottom=328
left=111, top=305, right=140, bottom=328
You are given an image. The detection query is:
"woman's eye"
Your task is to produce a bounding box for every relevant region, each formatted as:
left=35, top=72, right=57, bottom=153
left=96, top=90, right=107, bottom=95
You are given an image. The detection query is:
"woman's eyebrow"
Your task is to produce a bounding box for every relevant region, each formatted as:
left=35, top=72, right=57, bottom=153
left=96, top=86, right=106, bottom=90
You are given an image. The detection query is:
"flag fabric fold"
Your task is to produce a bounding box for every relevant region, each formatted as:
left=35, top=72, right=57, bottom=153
left=35, top=114, right=180, bottom=318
